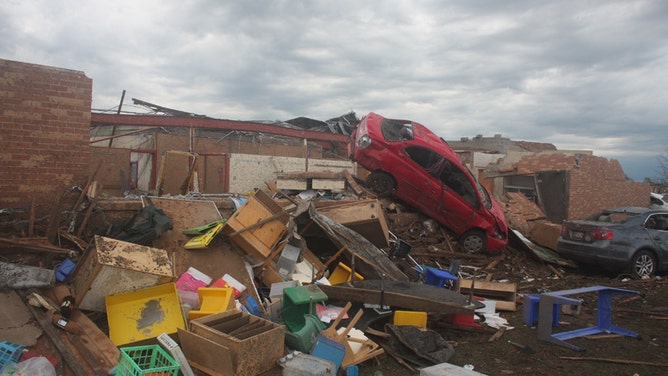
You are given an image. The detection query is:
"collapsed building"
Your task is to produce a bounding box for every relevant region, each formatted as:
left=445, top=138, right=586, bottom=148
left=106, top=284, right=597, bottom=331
left=0, top=58, right=657, bottom=375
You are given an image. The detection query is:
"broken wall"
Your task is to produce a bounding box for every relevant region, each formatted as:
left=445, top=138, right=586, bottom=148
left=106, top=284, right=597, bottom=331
left=228, top=154, right=356, bottom=194
left=567, top=155, right=650, bottom=220
left=197, top=133, right=321, bottom=159
left=0, top=58, right=92, bottom=218
left=89, top=147, right=132, bottom=196
left=90, top=130, right=339, bottom=195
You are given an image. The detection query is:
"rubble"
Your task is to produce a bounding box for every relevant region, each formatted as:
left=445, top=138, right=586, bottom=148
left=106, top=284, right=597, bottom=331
left=0, top=175, right=666, bottom=376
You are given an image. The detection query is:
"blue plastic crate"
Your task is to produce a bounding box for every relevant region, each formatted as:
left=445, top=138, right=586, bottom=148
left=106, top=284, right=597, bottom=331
left=0, top=341, right=24, bottom=372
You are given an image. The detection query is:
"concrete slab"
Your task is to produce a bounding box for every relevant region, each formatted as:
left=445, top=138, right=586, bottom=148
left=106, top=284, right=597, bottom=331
left=0, top=291, right=42, bottom=346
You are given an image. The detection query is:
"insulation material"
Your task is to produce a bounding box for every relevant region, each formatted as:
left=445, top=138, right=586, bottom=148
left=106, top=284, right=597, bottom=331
left=228, top=154, right=305, bottom=194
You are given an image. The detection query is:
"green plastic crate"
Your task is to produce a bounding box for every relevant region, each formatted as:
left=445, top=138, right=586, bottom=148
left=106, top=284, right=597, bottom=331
left=0, top=341, right=23, bottom=372
left=116, top=345, right=179, bottom=376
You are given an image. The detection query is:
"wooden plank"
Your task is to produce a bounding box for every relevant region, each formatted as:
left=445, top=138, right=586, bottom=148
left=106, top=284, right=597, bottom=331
left=70, top=310, right=120, bottom=372
left=276, top=171, right=342, bottom=179
left=319, top=280, right=480, bottom=314
left=44, top=285, right=119, bottom=373
left=0, top=237, right=74, bottom=255
left=312, top=179, right=345, bottom=191
left=458, top=279, right=517, bottom=311
left=22, top=298, right=89, bottom=376
left=342, top=169, right=364, bottom=196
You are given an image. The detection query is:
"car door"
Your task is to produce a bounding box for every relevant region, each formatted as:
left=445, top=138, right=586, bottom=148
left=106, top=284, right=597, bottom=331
left=646, top=213, right=668, bottom=268
left=401, top=146, right=443, bottom=219
left=434, top=159, right=480, bottom=233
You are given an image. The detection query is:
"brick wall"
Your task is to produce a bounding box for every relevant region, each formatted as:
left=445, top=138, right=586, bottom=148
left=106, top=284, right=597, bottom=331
left=516, top=153, right=576, bottom=175
left=567, top=155, right=650, bottom=220
left=0, top=59, right=92, bottom=221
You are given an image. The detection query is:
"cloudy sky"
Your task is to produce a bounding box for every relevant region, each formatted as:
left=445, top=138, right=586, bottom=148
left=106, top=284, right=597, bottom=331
left=2, top=1, right=667, bottom=181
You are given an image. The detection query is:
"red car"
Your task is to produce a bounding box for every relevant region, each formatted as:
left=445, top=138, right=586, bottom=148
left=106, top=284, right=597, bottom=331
left=348, top=112, right=508, bottom=253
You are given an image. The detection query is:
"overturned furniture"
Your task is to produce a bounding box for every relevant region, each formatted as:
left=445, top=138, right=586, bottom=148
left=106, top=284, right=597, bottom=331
left=536, top=285, right=642, bottom=351
left=223, top=189, right=290, bottom=261
left=178, top=309, right=285, bottom=376
left=71, top=235, right=173, bottom=312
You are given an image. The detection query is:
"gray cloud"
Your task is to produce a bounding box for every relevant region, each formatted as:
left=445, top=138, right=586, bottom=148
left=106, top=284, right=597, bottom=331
left=2, top=0, right=666, bottom=181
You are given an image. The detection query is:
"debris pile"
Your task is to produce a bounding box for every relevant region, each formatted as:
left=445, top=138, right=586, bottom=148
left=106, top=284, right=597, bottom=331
left=0, top=175, right=664, bottom=376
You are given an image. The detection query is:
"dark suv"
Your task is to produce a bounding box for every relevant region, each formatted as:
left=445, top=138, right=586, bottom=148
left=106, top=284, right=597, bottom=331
left=348, top=112, right=508, bottom=253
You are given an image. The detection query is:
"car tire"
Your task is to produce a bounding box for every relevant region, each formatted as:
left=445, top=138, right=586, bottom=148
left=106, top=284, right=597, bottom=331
left=458, top=230, right=487, bottom=254
left=366, top=171, right=395, bottom=198
left=627, top=250, right=656, bottom=279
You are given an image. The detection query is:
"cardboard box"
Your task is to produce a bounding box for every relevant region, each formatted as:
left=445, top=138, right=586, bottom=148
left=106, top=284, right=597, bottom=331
left=72, top=236, right=173, bottom=312
left=179, top=310, right=285, bottom=376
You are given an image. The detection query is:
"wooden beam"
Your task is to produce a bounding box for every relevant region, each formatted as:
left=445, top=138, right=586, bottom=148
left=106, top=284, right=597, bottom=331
left=318, top=281, right=477, bottom=314
left=342, top=169, right=364, bottom=195
left=559, top=356, right=668, bottom=367
left=22, top=297, right=89, bottom=376
left=0, top=238, right=74, bottom=255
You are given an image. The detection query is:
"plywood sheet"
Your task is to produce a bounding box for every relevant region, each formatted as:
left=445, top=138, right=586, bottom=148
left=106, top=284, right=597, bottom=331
left=149, top=197, right=254, bottom=309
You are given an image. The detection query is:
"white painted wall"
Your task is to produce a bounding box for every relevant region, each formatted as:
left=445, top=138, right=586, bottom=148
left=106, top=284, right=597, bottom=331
left=228, top=154, right=356, bottom=194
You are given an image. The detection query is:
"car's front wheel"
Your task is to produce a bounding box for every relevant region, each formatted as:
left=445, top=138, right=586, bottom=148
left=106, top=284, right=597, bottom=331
left=458, top=230, right=487, bottom=254
left=366, top=171, right=395, bottom=198
left=628, top=250, right=656, bottom=279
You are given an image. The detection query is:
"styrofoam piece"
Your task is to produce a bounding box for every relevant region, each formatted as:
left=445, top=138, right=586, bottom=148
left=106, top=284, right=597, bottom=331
left=420, top=362, right=488, bottom=375
left=269, top=280, right=299, bottom=301
left=335, top=327, right=366, bottom=354
left=475, top=299, right=496, bottom=314
left=157, top=333, right=194, bottom=376
left=292, top=259, right=317, bottom=284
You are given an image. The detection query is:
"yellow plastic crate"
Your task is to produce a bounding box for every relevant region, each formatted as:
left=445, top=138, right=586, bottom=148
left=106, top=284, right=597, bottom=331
left=188, top=287, right=233, bottom=320
left=105, top=283, right=186, bottom=346
left=393, top=310, right=427, bottom=328
left=329, top=262, right=364, bottom=285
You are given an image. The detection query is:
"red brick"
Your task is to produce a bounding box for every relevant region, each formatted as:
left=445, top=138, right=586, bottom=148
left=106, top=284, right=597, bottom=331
left=1, top=58, right=92, bottom=219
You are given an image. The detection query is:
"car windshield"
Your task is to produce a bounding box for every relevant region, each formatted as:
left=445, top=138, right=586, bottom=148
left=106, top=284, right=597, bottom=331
left=478, top=182, right=492, bottom=210
left=380, top=118, right=414, bottom=142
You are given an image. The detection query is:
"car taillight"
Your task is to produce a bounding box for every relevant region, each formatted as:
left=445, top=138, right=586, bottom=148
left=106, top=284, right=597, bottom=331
left=561, top=225, right=567, bottom=237
left=357, top=134, right=372, bottom=149
left=588, top=229, right=613, bottom=241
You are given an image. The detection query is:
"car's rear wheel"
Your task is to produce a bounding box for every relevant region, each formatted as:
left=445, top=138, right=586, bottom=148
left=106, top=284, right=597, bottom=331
left=628, top=250, right=656, bottom=279
left=366, top=171, right=395, bottom=198
left=458, top=230, right=487, bottom=254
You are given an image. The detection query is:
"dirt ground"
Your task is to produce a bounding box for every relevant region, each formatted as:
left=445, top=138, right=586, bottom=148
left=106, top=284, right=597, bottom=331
left=350, top=244, right=668, bottom=376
